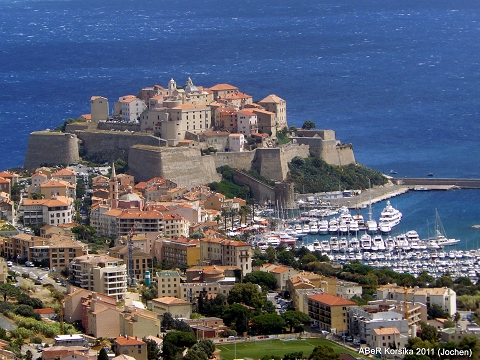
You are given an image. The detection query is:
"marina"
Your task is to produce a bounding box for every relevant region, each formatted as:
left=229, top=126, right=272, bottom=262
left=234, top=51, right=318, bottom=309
left=243, top=186, right=480, bottom=283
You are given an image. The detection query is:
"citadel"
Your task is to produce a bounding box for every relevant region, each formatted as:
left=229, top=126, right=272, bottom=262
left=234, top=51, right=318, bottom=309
left=24, top=77, right=355, bottom=190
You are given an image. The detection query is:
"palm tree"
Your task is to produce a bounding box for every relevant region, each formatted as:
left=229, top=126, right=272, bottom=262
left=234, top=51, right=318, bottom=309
left=230, top=208, right=239, bottom=231
left=221, top=208, right=230, bottom=230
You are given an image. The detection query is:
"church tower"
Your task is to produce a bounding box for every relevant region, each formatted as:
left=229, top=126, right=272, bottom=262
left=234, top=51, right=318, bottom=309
left=109, top=162, right=119, bottom=209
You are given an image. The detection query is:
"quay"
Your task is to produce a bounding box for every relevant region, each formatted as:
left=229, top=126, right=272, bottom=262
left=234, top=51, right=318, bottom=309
left=298, top=177, right=480, bottom=209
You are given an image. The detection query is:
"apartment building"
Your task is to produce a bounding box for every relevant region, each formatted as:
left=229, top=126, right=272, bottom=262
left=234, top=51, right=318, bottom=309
left=109, top=245, right=153, bottom=281
left=119, top=306, right=160, bottom=339
left=307, top=293, right=357, bottom=335
left=236, top=110, right=258, bottom=136
left=159, top=237, right=200, bottom=267
left=52, top=168, right=77, bottom=185
left=83, top=292, right=120, bottom=338
left=70, top=255, right=127, bottom=300
left=20, top=196, right=74, bottom=226
left=228, top=134, right=244, bottom=152
left=157, top=270, right=181, bottom=298
left=377, top=284, right=456, bottom=316
left=115, top=95, right=146, bottom=123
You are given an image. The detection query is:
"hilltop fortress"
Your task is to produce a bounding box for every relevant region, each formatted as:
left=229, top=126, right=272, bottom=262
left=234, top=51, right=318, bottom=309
left=24, top=78, right=355, bottom=188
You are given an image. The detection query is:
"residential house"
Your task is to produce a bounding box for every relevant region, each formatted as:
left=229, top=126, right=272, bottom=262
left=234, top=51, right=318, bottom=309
left=109, top=245, right=153, bottom=281
left=258, top=94, right=287, bottom=131
left=367, top=327, right=408, bottom=358
left=151, top=297, right=192, bottom=320
left=119, top=306, right=161, bottom=339
left=20, top=196, right=74, bottom=226
left=228, top=134, right=244, bottom=152
left=114, top=336, right=147, bottom=360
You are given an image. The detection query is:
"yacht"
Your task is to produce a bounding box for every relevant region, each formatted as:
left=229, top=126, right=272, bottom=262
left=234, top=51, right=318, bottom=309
left=378, top=200, right=402, bottom=228
left=321, top=240, right=331, bottom=252
left=395, top=234, right=410, bottom=250
left=373, top=235, right=386, bottom=251
left=318, top=220, right=329, bottom=235
left=349, top=220, right=359, bottom=233
left=339, top=222, right=349, bottom=233
left=366, top=219, right=378, bottom=233
left=349, top=237, right=360, bottom=251
left=329, top=218, right=339, bottom=233
left=339, top=237, right=349, bottom=252
left=378, top=221, right=392, bottom=233
left=302, top=223, right=310, bottom=234
left=385, top=236, right=396, bottom=251
left=360, top=233, right=372, bottom=250
left=309, top=222, right=318, bottom=235
left=330, top=237, right=340, bottom=252
left=352, top=213, right=365, bottom=230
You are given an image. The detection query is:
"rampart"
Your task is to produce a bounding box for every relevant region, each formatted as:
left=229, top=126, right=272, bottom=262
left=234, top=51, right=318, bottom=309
left=213, top=151, right=255, bottom=170
left=252, top=144, right=310, bottom=181
left=97, top=121, right=141, bottom=132
left=24, top=132, right=80, bottom=169
left=291, top=135, right=355, bottom=166
left=75, top=130, right=166, bottom=163
left=128, top=145, right=221, bottom=188
left=231, top=170, right=275, bottom=204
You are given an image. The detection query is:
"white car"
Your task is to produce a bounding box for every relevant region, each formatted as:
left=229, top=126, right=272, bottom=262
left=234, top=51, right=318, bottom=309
left=6, top=261, right=12, bottom=267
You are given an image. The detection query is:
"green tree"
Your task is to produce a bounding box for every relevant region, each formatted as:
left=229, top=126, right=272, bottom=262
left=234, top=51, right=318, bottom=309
left=222, top=303, right=251, bottom=334
left=265, top=246, right=276, bottom=263
left=25, top=350, right=33, bottom=360
left=281, top=310, right=311, bottom=333
left=0, top=283, right=20, bottom=302
left=162, top=331, right=197, bottom=360
left=144, top=338, right=160, bottom=360
left=197, top=339, right=215, bottom=358
left=419, top=322, right=438, bottom=343
left=97, top=348, right=109, bottom=360
left=301, top=120, right=316, bottom=130
left=277, top=250, right=295, bottom=266
left=283, top=352, right=303, bottom=360
left=244, top=271, right=277, bottom=291
left=443, top=320, right=455, bottom=328
left=308, top=344, right=340, bottom=360
left=251, top=313, right=286, bottom=334
left=31, top=193, right=45, bottom=199
left=427, top=303, right=448, bottom=319
left=227, top=283, right=264, bottom=309
left=459, top=336, right=479, bottom=359
left=161, top=312, right=175, bottom=329
left=300, top=254, right=317, bottom=266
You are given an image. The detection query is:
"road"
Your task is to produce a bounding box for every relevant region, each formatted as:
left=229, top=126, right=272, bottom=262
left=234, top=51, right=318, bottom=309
left=10, top=264, right=67, bottom=292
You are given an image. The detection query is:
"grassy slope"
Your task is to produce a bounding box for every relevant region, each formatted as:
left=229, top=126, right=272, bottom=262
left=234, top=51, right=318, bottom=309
left=216, top=338, right=366, bottom=360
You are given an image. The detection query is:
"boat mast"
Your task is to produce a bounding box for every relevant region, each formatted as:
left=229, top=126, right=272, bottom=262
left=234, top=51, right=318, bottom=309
left=368, top=179, right=373, bottom=221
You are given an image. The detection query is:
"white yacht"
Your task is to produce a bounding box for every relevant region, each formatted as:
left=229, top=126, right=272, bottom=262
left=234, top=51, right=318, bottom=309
left=378, top=221, right=392, bottom=233
left=318, top=220, right=329, bottom=235
left=329, top=218, right=339, bottom=233
left=360, top=233, right=372, bottom=250
left=339, top=222, right=349, bottom=233
left=373, top=235, right=386, bottom=251
left=366, top=219, right=378, bottom=233
left=321, top=240, right=331, bottom=252
left=349, top=237, right=360, bottom=251
left=395, top=234, right=410, bottom=250
left=378, top=200, right=402, bottom=228
left=349, top=220, right=359, bottom=233
left=309, top=222, right=318, bottom=235
left=339, top=237, right=348, bottom=252
left=352, top=213, right=365, bottom=230
left=330, top=237, right=340, bottom=252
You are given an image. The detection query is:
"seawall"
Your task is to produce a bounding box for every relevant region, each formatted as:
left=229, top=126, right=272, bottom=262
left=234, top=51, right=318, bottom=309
left=24, top=132, right=80, bottom=169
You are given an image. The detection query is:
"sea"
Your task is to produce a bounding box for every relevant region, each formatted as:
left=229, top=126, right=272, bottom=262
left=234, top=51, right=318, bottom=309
left=0, top=0, right=479, bottom=248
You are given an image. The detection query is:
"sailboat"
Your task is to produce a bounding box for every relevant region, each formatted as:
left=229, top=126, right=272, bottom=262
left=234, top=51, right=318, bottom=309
left=427, top=209, right=460, bottom=246
left=365, top=180, right=378, bottom=233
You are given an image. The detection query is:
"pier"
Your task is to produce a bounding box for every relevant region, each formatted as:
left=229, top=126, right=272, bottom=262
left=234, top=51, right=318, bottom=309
left=391, top=177, right=480, bottom=189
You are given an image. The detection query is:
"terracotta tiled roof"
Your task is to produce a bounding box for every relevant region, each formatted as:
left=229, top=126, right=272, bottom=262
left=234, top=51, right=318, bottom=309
left=373, top=327, right=400, bottom=335
left=115, top=335, right=146, bottom=346
left=153, top=296, right=190, bottom=305
left=308, top=293, right=356, bottom=306
left=259, top=94, right=284, bottom=103
left=34, top=308, right=55, bottom=314
left=208, top=84, right=238, bottom=91
left=53, top=168, right=76, bottom=176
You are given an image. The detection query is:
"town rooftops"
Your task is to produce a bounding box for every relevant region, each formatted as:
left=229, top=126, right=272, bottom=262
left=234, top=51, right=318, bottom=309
left=372, top=327, right=400, bottom=335
left=53, top=168, right=77, bottom=176
left=270, top=266, right=291, bottom=274
left=308, top=293, right=357, bottom=306
left=22, top=196, right=72, bottom=207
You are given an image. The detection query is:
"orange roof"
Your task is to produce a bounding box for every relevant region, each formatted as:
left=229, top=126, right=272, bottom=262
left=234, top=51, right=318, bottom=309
left=153, top=296, right=190, bottom=305
left=53, top=168, right=76, bottom=176
left=373, top=327, right=400, bottom=335
left=259, top=94, right=285, bottom=103
left=208, top=83, right=238, bottom=91
left=0, top=178, right=9, bottom=184
left=80, top=114, right=92, bottom=120
left=308, top=293, right=356, bottom=306
left=252, top=108, right=275, bottom=115
left=115, top=335, right=146, bottom=346
left=171, top=104, right=208, bottom=110
left=237, top=110, right=256, bottom=116
left=270, top=266, right=290, bottom=274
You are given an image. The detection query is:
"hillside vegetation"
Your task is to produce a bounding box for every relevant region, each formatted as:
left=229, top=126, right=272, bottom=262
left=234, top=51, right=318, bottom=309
left=287, top=156, right=387, bottom=193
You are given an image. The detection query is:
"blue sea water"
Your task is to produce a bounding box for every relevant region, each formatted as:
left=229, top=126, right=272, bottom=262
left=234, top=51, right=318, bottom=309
left=0, top=0, right=479, bottom=245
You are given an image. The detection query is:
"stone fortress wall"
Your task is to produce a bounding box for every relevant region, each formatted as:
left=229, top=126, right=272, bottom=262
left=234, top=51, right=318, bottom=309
left=24, top=128, right=356, bottom=189
left=74, top=130, right=167, bottom=163
left=24, top=132, right=80, bottom=168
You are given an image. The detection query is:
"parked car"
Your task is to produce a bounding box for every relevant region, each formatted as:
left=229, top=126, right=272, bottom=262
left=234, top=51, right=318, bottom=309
left=25, top=261, right=34, bottom=267
left=6, top=261, right=12, bottom=267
